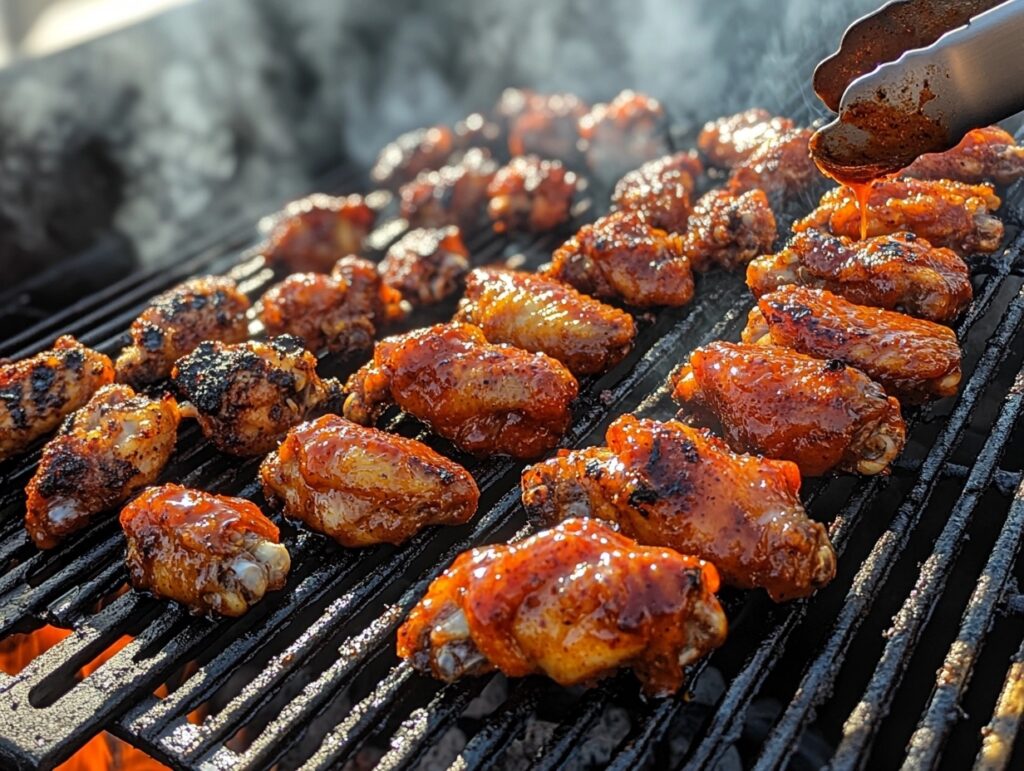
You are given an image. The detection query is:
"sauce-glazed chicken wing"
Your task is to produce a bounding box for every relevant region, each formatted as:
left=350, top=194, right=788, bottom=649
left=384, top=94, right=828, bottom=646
left=260, top=415, right=479, bottom=547
left=744, top=286, right=962, bottom=404
left=379, top=226, right=471, bottom=306
left=728, top=128, right=823, bottom=199
left=544, top=211, right=694, bottom=307
left=371, top=125, right=455, bottom=189
left=671, top=342, right=905, bottom=476
left=121, top=484, right=290, bottom=617
left=747, top=229, right=972, bottom=323
left=172, top=336, right=341, bottom=456
left=115, top=277, right=251, bottom=388
left=794, top=178, right=1003, bottom=256
left=500, top=89, right=588, bottom=166
left=399, top=149, right=497, bottom=229
left=454, top=268, right=636, bottom=375
left=521, top=415, right=837, bottom=602
left=903, top=126, right=1024, bottom=186
left=343, top=322, right=577, bottom=459
left=0, top=336, right=114, bottom=461
left=578, top=90, right=670, bottom=181
left=611, top=151, right=704, bottom=233
left=397, top=517, right=727, bottom=696
left=697, top=109, right=796, bottom=168
left=486, top=155, right=578, bottom=234
left=682, top=188, right=777, bottom=271
left=263, top=194, right=377, bottom=273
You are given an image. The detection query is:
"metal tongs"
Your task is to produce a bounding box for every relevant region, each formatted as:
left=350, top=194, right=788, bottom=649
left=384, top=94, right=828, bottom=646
left=811, top=0, right=1024, bottom=182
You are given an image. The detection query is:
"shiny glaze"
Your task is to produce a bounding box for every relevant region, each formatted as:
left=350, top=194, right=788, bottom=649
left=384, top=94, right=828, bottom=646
left=728, top=128, right=823, bottom=200
left=486, top=155, right=578, bottom=234
left=263, top=193, right=377, bottom=273
left=697, top=109, right=795, bottom=168
left=682, top=188, right=777, bottom=272
left=501, top=89, right=588, bottom=167
left=611, top=151, right=704, bottom=233
left=371, top=125, right=455, bottom=189
left=578, top=90, right=670, bottom=181
left=399, top=148, right=497, bottom=230
left=903, top=126, right=1024, bottom=186
left=379, top=226, right=470, bottom=306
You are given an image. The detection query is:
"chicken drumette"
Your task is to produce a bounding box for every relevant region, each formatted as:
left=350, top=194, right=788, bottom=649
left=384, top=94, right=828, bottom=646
left=578, top=90, right=671, bottom=181
left=499, top=89, right=588, bottom=167
left=672, top=342, right=905, bottom=476
left=121, top=484, right=290, bottom=617
left=682, top=188, right=777, bottom=271
left=611, top=151, right=704, bottom=233
left=25, top=384, right=180, bottom=549
left=747, top=229, right=972, bottom=324
left=697, top=108, right=796, bottom=168
left=744, top=286, right=962, bottom=404
left=379, top=226, right=471, bottom=306
left=261, top=414, right=479, bottom=547
left=903, top=126, right=1024, bottom=186
left=454, top=268, right=636, bottom=375
left=1, top=336, right=114, bottom=461
left=115, top=276, right=251, bottom=388
left=343, top=322, right=578, bottom=459
left=399, top=148, right=498, bottom=229
left=728, top=128, right=823, bottom=199
left=521, top=415, right=837, bottom=602
left=371, top=125, right=455, bottom=189
left=397, top=517, right=727, bottom=696
left=263, top=194, right=377, bottom=273
left=486, top=155, right=578, bottom=234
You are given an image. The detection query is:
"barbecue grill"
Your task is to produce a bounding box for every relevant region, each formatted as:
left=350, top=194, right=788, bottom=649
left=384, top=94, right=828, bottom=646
left=2, top=1, right=1024, bottom=769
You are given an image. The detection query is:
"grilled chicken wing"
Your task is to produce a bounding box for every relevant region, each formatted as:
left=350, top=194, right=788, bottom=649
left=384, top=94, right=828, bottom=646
left=728, top=128, right=822, bottom=199
left=397, top=517, right=727, bottom=696
left=454, top=112, right=503, bottom=156
left=794, top=178, right=1003, bottom=256
left=500, top=89, right=588, bottom=166
left=579, top=90, right=670, bottom=181
left=379, top=226, right=470, bottom=306
left=343, top=322, right=578, bottom=459
left=371, top=125, right=455, bottom=189
left=263, top=194, right=377, bottom=273
left=115, top=277, right=251, bottom=388
left=172, top=336, right=341, bottom=456
left=454, top=268, right=636, bottom=375
left=544, top=211, right=694, bottom=307
left=903, top=126, right=1024, bottom=186
left=400, top=148, right=497, bottom=229
left=682, top=188, right=777, bottom=271
left=671, top=341, right=905, bottom=476
left=747, top=229, right=972, bottom=323
left=121, top=484, right=290, bottom=617
left=486, top=155, right=578, bottom=234
left=25, top=385, right=180, bottom=549
left=260, top=414, right=479, bottom=547
left=744, top=286, right=961, bottom=403
left=0, top=336, right=114, bottom=461
left=520, top=415, right=837, bottom=602
left=611, top=151, right=704, bottom=233
left=697, top=109, right=796, bottom=168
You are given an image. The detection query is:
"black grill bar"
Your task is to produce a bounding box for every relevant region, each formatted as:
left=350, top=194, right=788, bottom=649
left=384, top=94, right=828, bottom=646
left=974, top=637, right=1024, bottom=770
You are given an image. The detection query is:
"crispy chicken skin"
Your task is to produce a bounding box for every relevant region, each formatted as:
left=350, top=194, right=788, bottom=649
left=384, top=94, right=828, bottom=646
left=121, top=484, right=290, bottom=617
left=371, top=125, right=455, bottom=189
left=486, top=155, right=578, bottom=234
left=25, top=385, right=180, bottom=549
left=115, top=277, right=251, bottom=388
left=794, top=178, right=1003, bottom=256
left=400, top=148, right=498, bottom=229
left=263, top=194, right=377, bottom=273
left=260, top=415, right=479, bottom=547
left=500, top=89, right=588, bottom=166
left=903, top=126, right=1024, bottom=186
left=343, top=322, right=578, bottom=459
left=578, top=90, right=671, bottom=181
left=544, top=211, right=694, bottom=308
left=454, top=268, right=636, bottom=375
left=697, top=109, right=796, bottom=168
left=0, top=336, right=114, bottom=461
left=172, top=336, right=341, bottom=456
left=728, top=128, right=822, bottom=199
left=611, top=151, right=704, bottom=233
left=379, top=226, right=471, bottom=306
left=747, top=229, right=972, bottom=323
left=744, top=286, right=962, bottom=404
left=683, top=188, right=777, bottom=271
left=397, top=517, right=727, bottom=696
left=671, top=342, right=905, bottom=476
left=520, top=415, right=837, bottom=602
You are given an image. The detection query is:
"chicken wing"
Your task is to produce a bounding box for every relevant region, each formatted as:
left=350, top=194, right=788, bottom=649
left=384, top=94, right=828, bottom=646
left=682, top=188, right=777, bottom=271
left=260, top=414, right=479, bottom=547
left=397, top=517, right=727, bottom=696
left=343, top=322, right=578, bottom=459
left=25, top=384, right=180, bottom=549
left=793, top=178, right=1003, bottom=256
left=520, top=415, right=837, bottom=602
left=399, top=148, right=497, bottom=229
left=0, top=336, right=114, bottom=461
left=500, top=89, right=588, bottom=166
left=371, top=125, right=455, bottom=189
left=746, top=229, right=972, bottom=323
left=454, top=268, right=636, bottom=375
left=453, top=112, right=503, bottom=156
left=115, top=277, right=251, bottom=388
left=379, top=226, right=470, bottom=306
left=172, top=336, right=341, bottom=456
left=486, top=155, right=578, bottom=234
left=263, top=194, right=377, bottom=273
left=579, top=90, right=670, bottom=181
left=903, top=126, right=1024, bottom=186
left=544, top=211, right=694, bottom=307
left=697, top=108, right=796, bottom=168
left=744, top=286, right=961, bottom=403
left=728, top=128, right=823, bottom=199
left=121, top=484, right=290, bottom=617
left=611, top=151, right=704, bottom=233
left=671, top=341, right=905, bottom=476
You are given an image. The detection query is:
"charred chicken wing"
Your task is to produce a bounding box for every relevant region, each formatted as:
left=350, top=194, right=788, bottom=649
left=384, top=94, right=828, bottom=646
left=115, top=277, right=251, bottom=388
left=520, top=415, right=837, bottom=602
left=172, top=336, right=341, bottom=456
left=454, top=268, right=636, bottom=375
left=399, top=148, right=498, bottom=229
left=263, top=194, right=377, bottom=273
left=671, top=342, right=905, bottom=476
left=682, top=188, right=777, bottom=271
left=744, top=286, right=962, bottom=403
left=379, top=226, right=471, bottom=306
left=397, top=517, right=727, bottom=696
left=0, top=336, right=114, bottom=461
left=501, top=89, right=588, bottom=166
left=578, top=90, right=671, bottom=181
left=260, top=414, right=479, bottom=547
left=371, top=125, right=455, bottom=189
left=486, top=155, right=578, bottom=234
left=747, top=229, right=972, bottom=323
left=903, top=126, right=1024, bottom=186
left=121, top=484, right=290, bottom=617
left=728, top=128, right=822, bottom=199
left=697, top=108, right=796, bottom=168
left=343, top=322, right=578, bottom=459
left=611, top=151, right=704, bottom=233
